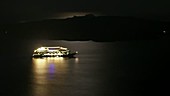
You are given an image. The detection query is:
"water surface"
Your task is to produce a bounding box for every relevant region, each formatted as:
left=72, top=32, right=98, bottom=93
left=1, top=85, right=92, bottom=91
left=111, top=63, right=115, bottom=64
left=0, top=40, right=169, bottom=96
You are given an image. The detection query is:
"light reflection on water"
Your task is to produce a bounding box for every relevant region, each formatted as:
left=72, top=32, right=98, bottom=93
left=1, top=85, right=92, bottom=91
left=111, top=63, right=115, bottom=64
left=31, top=57, right=79, bottom=96
left=32, top=57, right=67, bottom=75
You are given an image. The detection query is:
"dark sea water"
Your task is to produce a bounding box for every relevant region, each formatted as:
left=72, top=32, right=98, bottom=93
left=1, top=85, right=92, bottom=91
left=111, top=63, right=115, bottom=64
left=0, top=39, right=169, bottom=96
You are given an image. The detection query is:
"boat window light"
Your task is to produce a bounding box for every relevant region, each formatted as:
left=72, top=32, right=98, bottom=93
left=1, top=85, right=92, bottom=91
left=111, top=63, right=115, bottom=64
left=37, top=47, right=46, bottom=51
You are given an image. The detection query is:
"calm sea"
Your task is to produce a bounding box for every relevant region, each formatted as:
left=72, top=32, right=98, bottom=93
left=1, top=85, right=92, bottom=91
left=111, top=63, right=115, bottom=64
left=0, top=39, right=169, bottom=96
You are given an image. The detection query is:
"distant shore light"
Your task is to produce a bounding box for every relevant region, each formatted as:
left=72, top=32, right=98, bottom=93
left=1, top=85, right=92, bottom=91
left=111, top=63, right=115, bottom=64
left=163, top=30, right=166, bottom=34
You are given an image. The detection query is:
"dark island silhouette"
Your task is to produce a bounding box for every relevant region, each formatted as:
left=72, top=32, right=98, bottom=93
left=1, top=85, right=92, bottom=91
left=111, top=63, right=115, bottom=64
left=0, top=14, right=170, bottom=42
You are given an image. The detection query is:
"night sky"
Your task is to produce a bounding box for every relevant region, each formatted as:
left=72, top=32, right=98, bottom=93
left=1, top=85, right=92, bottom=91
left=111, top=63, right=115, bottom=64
left=1, top=0, right=170, bottom=23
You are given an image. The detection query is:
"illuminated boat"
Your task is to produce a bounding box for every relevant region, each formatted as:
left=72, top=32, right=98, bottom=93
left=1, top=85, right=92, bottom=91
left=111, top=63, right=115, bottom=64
left=32, top=46, right=78, bottom=58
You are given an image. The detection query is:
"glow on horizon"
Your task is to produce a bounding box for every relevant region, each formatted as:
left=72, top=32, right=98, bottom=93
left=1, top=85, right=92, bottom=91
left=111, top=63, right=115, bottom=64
left=49, top=12, right=103, bottom=19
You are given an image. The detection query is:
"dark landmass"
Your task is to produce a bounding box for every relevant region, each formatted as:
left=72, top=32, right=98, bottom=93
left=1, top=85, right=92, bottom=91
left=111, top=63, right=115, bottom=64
left=0, top=14, right=170, bottom=42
